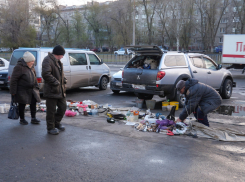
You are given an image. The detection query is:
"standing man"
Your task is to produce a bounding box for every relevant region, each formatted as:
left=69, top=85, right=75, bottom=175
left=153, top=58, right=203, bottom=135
left=42, top=45, right=67, bottom=135
left=175, top=78, right=222, bottom=127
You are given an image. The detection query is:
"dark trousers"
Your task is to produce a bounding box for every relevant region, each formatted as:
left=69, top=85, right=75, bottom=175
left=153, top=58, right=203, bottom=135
left=193, top=107, right=209, bottom=127
left=19, top=95, right=37, bottom=120
left=46, top=98, right=66, bottom=131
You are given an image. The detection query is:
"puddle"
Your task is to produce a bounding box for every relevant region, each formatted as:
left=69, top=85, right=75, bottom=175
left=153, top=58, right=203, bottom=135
left=214, top=105, right=245, bottom=116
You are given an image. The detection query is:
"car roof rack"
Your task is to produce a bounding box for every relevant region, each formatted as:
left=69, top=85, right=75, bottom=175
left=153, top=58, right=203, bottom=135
left=184, top=50, right=206, bottom=54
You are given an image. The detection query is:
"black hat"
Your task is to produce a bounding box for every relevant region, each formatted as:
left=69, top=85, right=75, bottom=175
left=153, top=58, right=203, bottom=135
left=52, top=45, right=65, bottom=55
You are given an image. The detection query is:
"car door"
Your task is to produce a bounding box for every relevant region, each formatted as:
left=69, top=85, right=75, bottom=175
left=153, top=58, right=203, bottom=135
left=203, top=57, right=223, bottom=89
left=189, top=57, right=209, bottom=84
left=87, top=53, right=103, bottom=85
left=68, top=52, right=90, bottom=88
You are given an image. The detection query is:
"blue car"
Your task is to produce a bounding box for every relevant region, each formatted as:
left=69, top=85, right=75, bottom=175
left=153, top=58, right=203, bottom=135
left=214, top=45, right=222, bottom=53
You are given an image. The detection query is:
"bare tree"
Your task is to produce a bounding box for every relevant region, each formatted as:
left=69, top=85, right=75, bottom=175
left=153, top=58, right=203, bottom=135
left=232, top=0, right=245, bottom=34
left=139, top=0, right=158, bottom=44
left=0, top=0, right=37, bottom=49
left=34, top=0, right=60, bottom=46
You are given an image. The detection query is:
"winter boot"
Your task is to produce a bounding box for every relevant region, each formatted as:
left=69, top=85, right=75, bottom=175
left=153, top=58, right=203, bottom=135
left=20, top=119, right=28, bottom=125
left=47, top=128, right=59, bottom=135
left=31, top=118, right=41, bottom=124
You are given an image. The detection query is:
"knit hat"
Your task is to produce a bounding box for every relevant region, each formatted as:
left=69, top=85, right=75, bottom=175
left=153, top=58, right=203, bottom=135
left=52, top=45, right=65, bottom=55
left=23, top=51, right=35, bottom=62
left=176, top=80, right=186, bottom=91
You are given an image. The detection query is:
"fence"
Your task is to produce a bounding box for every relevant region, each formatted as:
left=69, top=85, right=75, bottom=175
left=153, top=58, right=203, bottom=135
left=0, top=53, right=12, bottom=61
left=0, top=52, right=223, bottom=65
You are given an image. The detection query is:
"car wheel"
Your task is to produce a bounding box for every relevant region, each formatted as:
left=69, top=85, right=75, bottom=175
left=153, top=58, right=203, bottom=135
left=221, top=79, right=232, bottom=99
left=137, top=93, right=153, bottom=100
left=99, top=77, right=108, bottom=90
left=167, top=89, right=185, bottom=108
left=112, top=90, right=120, bottom=94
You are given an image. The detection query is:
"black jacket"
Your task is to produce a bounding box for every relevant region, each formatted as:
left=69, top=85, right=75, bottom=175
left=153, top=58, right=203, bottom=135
left=179, top=78, right=222, bottom=120
left=42, top=53, right=67, bottom=99
left=10, top=59, right=41, bottom=104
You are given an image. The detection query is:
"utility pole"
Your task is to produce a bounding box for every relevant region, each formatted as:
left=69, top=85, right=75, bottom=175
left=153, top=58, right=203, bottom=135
left=132, top=0, right=135, bottom=45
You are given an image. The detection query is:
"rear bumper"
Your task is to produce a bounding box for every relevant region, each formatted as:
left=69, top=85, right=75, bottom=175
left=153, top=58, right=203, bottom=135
left=121, top=83, right=173, bottom=96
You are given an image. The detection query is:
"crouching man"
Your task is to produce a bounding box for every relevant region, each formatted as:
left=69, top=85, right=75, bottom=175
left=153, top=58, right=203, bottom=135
left=175, top=78, right=222, bottom=127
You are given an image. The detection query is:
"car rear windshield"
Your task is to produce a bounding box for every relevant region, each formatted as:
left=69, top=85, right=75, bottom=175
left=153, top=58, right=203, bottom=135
left=10, top=51, right=37, bottom=66
left=164, top=55, right=186, bottom=67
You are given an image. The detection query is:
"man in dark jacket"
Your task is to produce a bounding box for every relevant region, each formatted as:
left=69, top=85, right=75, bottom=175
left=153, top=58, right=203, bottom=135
left=176, top=78, right=222, bottom=127
left=42, top=45, right=67, bottom=135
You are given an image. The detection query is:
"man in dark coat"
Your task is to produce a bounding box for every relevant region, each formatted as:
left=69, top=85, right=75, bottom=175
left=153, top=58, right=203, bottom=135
left=42, top=45, right=67, bottom=135
left=176, top=78, right=222, bottom=126
left=10, top=51, right=41, bottom=125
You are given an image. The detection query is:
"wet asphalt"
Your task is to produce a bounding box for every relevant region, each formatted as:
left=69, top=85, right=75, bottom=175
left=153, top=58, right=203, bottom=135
left=0, top=66, right=245, bottom=181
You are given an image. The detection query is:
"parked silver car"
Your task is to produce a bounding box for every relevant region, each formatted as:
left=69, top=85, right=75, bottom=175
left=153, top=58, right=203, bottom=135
left=120, top=46, right=236, bottom=107
left=8, top=48, right=111, bottom=91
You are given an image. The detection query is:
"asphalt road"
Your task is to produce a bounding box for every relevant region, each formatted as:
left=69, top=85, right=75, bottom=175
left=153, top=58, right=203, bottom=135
left=0, top=66, right=245, bottom=182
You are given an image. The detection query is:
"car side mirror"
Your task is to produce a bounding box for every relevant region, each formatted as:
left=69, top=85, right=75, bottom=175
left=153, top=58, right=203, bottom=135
left=217, top=64, right=222, bottom=70
left=100, top=59, right=103, bottom=64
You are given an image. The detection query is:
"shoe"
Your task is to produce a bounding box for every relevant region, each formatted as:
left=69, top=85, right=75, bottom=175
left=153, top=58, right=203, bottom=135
left=55, top=124, right=65, bottom=131
left=31, top=118, right=41, bottom=124
left=20, top=119, right=28, bottom=125
left=47, top=128, right=59, bottom=135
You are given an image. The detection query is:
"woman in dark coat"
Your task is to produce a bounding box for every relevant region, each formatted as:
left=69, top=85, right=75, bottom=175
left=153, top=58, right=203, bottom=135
left=10, top=51, right=41, bottom=125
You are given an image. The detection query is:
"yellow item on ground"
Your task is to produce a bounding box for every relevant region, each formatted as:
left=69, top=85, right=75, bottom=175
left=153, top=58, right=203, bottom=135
left=170, top=101, right=179, bottom=110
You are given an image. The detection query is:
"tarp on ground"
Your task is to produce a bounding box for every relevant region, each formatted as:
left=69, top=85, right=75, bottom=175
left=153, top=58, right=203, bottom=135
left=189, top=121, right=245, bottom=141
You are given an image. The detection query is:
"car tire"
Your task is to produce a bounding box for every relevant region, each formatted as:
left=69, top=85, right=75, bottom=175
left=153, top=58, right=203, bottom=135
left=137, top=93, right=153, bottom=100
left=167, top=89, right=185, bottom=108
left=112, top=90, right=120, bottom=94
left=99, top=77, right=108, bottom=90
left=221, top=79, right=232, bottom=99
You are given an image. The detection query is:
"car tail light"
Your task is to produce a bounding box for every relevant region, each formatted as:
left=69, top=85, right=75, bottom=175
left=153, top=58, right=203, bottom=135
left=8, top=76, right=10, bottom=82
left=37, top=77, right=42, bottom=83
left=156, top=71, right=165, bottom=81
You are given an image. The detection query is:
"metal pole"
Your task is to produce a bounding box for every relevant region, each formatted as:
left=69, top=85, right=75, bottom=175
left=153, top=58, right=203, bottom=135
left=132, top=0, right=135, bottom=45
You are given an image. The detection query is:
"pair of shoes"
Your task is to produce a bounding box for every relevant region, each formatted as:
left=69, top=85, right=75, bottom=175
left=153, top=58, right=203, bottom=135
left=47, top=128, right=59, bottom=135
left=31, top=118, right=41, bottom=124
left=55, top=124, right=65, bottom=131
left=20, top=119, right=28, bottom=125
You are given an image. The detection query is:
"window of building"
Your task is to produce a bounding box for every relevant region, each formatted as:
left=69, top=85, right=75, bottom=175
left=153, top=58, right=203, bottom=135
left=232, top=28, right=236, bottom=32
left=221, top=18, right=228, bottom=23
left=233, top=7, right=237, bottom=12
left=142, top=14, right=146, bottom=19
left=219, top=37, right=223, bottom=43
left=233, top=17, right=240, bottom=22
left=220, top=28, right=225, bottom=33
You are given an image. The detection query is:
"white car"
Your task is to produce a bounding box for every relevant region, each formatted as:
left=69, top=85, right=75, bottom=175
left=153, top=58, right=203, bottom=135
left=114, top=48, right=132, bottom=56
left=0, top=57, right=9, bottom=71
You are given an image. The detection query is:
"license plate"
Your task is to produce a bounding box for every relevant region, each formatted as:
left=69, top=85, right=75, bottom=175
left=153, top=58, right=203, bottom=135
left=0, top=81, right=4, bottom=84
left=133, top=85, right=145, bottom=90
left=116, top=82, right=122, bottom=86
